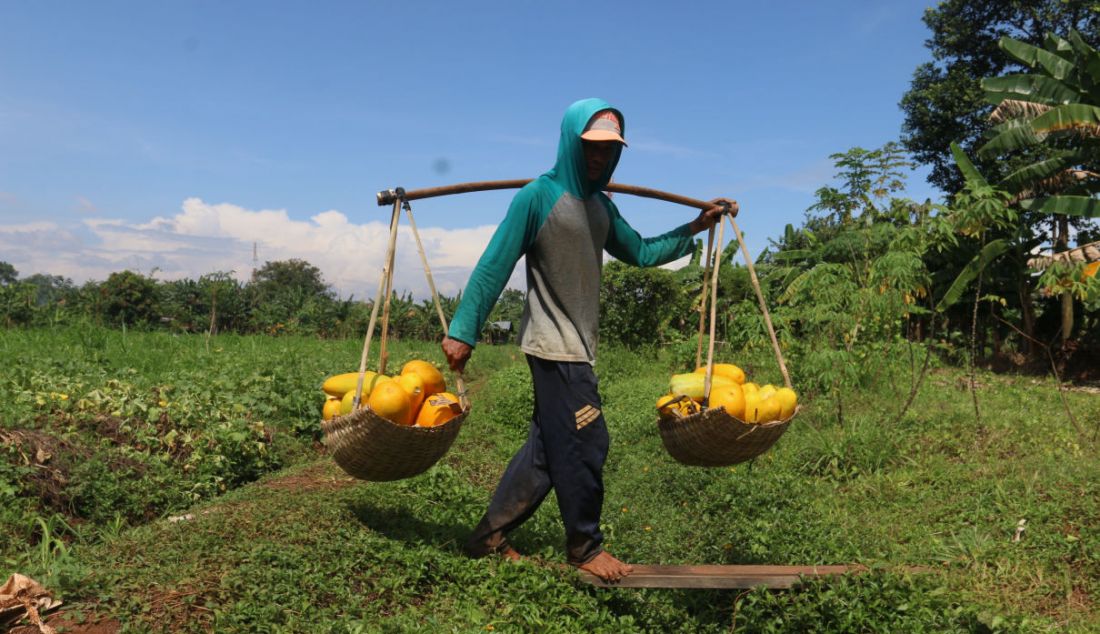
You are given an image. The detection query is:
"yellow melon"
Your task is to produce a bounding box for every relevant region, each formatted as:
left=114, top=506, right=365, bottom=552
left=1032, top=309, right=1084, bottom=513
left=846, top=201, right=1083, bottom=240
left=669, top=373, right=735, bottom=401
left=775, top=387, right=798, bottom=420
left=743, top=391, right=762, bottom=423
left=694, top=363, right=746, bottom=384
left=322, top=397, right=341, bottom=421
left=415, top=392, right=463, bottom=427
left=756, top=395, right=782, bottom=423
left=369, top=381, right=413, bottom=425
left=401, top=360, right=446, bottom=396
left=338, top=375, right=392, bottom=415
left=397, top=373, right=426, bottom=417
left=709, top=383, right=746, bottom=420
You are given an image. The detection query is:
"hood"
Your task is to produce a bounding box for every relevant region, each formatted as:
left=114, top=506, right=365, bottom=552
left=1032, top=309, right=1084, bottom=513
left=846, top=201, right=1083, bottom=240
left=543, top=98, right=625, bottom=198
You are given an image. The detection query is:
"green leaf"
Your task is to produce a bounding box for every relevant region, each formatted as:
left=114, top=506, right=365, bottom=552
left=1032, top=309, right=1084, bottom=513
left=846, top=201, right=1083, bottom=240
left=1018, top=195, right=1100, bottom=217
left=935, top=240, right=1011, bottom=312
left=950, top=142, right=988, bottom=189
left=978, top=119, right=1040, bottom=157
left=771, top=249, right=813, bottom=262
left=982, top=75, right=1080, bottom=106
left=997, top=156, right=1071, bottom=193
left=999, top=36, right=1074, bottom=80
left=1065, top=30, right=1100, bottom=102
left=1044, top=33, right=1074, bottom=57
left=1029, top=103, right=1100, bottom=135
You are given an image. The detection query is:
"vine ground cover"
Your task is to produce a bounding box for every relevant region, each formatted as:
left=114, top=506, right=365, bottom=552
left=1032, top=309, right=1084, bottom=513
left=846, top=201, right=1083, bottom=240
left=2, top=327, right=1098, bottom=632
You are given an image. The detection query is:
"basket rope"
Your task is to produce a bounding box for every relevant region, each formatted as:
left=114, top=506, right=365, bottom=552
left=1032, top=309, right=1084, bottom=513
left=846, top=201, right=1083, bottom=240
left=324, top=195, right=468, bottom=481
left=660, top=206, right=796, bottom=467
left=403, top=199, right=468, bottom=408
left=694, top=225, right=715, bottom=371
left=695, top=214, right=793, bottom=402
left=726, top=214, right=791, bottom=390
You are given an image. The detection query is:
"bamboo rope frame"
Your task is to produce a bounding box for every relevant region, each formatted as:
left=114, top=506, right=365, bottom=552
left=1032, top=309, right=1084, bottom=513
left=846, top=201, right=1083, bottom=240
left=695, top=226, right=715, bottom=370
left=727, top=215, right=792, bottom=389
left=372, top=179, right=791, bottom=402
left=352, top=199, right=402, bottom=410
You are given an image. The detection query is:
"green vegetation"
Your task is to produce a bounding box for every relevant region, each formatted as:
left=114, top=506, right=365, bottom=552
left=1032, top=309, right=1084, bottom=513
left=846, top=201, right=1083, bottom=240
left=2, top=327, right=1098, bottom=632
left=4, top=9, right=1100, bottom=633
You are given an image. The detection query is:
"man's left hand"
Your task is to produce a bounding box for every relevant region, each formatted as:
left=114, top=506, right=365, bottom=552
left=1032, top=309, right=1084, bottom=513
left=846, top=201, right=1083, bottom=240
left=688, top=198, right=738, bottom=235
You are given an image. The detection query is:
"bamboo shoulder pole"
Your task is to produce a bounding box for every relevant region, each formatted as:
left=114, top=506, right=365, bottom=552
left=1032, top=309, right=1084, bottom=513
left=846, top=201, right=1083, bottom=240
left=377, top=180, right=735, bottom=214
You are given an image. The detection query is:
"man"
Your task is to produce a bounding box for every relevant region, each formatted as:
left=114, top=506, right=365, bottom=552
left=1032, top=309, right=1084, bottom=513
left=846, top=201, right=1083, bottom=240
left=442, top=98, right=733, bottom=582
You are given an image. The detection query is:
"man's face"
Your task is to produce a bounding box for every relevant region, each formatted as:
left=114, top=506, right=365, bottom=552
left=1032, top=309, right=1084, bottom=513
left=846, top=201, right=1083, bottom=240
left=582, top=140, right=619, bottom=182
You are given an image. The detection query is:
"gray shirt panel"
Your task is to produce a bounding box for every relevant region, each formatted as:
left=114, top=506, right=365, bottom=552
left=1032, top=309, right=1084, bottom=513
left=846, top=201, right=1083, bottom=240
left=518, top=193, right=610, bottom=364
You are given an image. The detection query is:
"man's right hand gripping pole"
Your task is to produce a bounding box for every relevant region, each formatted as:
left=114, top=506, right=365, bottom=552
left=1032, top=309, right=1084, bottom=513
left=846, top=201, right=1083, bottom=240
left=442, top=336, right=473, bottom=373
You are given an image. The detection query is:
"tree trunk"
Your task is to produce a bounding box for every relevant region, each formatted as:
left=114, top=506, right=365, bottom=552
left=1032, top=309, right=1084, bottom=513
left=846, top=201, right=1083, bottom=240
left=1058, top=216, right=1073, bottom=344
left=991, top=305, right=1003, bottom=359
left=1061, top=291, right=1074, bottom=342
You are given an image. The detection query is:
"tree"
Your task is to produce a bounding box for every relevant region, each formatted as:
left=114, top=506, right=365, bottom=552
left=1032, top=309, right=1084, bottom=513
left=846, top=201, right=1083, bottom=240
left=0, top=262, right=17, bottom=286
left=485, top=288, right=524, bottom=342
left=100, top=270, right=160, bottom=327
left=899, top=0, right=1100, bottom=194
left=250, top=259, right=329, bottom=302
left=599, top=261, right=691, bottom=349
left=248, top=259, right=334, bottom=334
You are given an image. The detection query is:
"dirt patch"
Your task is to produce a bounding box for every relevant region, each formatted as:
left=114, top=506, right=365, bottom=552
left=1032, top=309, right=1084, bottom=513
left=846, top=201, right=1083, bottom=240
left=138, top=581, right=218, bottom=633
left=1, top=425, right=150, bottom=522
left=9, top=610, right=122, bottom=634
left=0, top=428, right=82, bottom=514
left=260, top=461, right=357, bottom=493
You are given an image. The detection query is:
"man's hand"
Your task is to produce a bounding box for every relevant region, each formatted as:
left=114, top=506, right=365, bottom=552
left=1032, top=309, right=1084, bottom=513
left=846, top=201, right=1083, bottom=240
left=441, top=336, right=473, bottom=372
left=688, top=198, right=738, bottom=235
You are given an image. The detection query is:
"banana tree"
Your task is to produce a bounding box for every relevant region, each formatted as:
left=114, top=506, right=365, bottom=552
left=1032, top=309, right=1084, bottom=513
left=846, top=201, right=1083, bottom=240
left=980, top=31, right=1100, bottom=215
left=978, top=30, right=1100, bottom=342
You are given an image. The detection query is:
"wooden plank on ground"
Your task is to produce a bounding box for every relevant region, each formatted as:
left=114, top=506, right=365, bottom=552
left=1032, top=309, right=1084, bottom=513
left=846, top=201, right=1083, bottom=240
left=577, top=564, right=867, bottom=589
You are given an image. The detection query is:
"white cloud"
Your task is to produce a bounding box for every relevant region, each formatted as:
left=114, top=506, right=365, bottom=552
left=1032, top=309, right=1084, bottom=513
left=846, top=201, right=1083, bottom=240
left=75, top=196, right=98, bottom=213
left=0, top=198, right=525, bottom=299
left=0, top=221, right=58, bottom=234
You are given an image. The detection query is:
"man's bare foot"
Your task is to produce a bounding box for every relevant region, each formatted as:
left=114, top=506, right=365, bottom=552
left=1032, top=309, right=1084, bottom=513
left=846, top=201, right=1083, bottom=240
left=500, top=545, right=523, bottom=562
left=576, top=551, right=634, bottom=582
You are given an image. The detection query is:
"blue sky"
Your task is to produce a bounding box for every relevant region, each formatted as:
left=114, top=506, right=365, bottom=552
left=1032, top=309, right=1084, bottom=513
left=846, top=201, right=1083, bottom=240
left=0, top=1, right=942, bottom=298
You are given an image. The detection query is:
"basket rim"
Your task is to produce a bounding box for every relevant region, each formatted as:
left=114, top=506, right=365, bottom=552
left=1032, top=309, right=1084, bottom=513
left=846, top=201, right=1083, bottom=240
left=323, top=403, right=470, bottom=434
left=662, top=404, right=801, bottom=428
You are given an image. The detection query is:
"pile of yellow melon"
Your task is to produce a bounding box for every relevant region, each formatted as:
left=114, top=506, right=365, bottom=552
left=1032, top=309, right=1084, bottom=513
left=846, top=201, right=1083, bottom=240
left=657, top=363, right=797, bottom=424
left=320, top=360, right=462, bottom=427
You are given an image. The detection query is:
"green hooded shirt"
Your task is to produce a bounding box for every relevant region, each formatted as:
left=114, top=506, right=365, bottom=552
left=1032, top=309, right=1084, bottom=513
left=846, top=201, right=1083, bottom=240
left=448, top=98, right=696, bottom=364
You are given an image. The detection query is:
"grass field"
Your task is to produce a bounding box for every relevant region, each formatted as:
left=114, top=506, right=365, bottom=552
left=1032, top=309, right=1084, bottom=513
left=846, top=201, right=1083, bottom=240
left=2, top=326, right=1098, bottom=632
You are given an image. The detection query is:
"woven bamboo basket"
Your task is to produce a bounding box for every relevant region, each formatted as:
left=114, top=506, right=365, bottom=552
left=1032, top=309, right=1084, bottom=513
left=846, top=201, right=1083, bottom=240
left=320, top=194, right=469, bottom=482
left=658, top=407, right=796, bottom=467
left=657, top=214, right=798, bottom=467
left=322, top=404, right=468, bottom=481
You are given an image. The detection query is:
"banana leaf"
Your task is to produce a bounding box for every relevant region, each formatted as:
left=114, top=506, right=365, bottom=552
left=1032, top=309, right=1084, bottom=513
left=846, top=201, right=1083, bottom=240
left=951, top=142, right=989, bottom=189
left=1045, top=33, right=1074, bottom=57
left=770, top=249, right=814, bottom=262
left=982, top=75, right=1080, bottom=106
left=999, top=36, right=1075, bottom=81
left=1018, top=195, right=1100, bottom=217
left=998, top=156, right=1071, bottom=193
left=1030, top=103, right=1100, bottom=134
left=978, top=119, right=1041, bottom=157
left=935, top=239, right=1011, bottom=312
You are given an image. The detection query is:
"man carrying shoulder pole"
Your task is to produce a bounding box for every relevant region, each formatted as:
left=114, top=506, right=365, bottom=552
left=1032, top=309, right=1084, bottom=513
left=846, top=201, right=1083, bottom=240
left=442, top=97, right=733, bottom=582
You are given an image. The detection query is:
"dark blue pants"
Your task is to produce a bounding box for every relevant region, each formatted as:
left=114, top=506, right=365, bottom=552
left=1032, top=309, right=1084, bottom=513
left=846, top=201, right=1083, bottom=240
left=466, top=355, right=610, bottom=564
